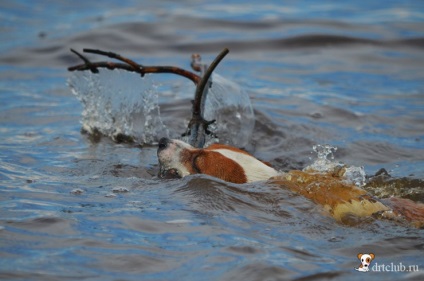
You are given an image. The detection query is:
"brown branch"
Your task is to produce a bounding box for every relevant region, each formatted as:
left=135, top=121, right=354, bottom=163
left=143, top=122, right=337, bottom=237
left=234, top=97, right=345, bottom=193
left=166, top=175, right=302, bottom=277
left=68, top=49, right=201, bottom=84
left=68, top=61, right=137, bottom=72
left=68, top=47, right=231, bottom=148
left=185, top=48, right=230, bottom=147
left=69, top=49, right=99, bottom=73
left=83, top=48, right=142, bottom=71
left=193, top=48, right=229, bottom=116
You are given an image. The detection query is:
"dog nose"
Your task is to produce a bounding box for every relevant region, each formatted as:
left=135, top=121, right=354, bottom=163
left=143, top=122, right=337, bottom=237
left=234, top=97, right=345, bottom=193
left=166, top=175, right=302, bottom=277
left=158, top=137, right=170, bottom=150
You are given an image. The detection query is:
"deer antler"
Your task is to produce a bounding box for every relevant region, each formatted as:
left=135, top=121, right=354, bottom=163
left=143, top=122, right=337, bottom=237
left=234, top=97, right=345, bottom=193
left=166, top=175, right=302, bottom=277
left=68, top=48, right=230, bottom=147
left=184, top=48, right=229, bottom=148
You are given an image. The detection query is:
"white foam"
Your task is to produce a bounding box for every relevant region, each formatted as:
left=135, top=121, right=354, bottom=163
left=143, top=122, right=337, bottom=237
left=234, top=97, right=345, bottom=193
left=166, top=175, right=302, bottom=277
left=305, top=144, right=366, bottom=187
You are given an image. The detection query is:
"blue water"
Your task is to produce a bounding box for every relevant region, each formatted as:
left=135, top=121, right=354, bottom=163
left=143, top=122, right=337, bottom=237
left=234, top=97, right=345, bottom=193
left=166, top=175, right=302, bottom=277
left=1, top=1, right=424, bottom=280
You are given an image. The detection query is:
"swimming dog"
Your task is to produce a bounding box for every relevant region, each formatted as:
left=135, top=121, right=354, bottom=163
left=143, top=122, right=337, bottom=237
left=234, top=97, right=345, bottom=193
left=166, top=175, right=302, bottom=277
left=157, top=138, right=279, bottom=183
left=157, top=138, right=424, bottom=227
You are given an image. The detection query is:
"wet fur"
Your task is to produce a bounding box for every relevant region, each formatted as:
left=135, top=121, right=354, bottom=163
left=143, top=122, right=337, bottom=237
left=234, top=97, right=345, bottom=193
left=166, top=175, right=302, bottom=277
left=158, top=139, right=424, bottom=227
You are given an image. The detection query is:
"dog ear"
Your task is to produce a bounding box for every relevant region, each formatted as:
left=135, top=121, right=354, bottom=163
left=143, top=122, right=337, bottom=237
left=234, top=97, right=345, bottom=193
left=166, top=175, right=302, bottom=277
left=369, top=253, right=375, bottom=260
left=357, top=253, right=363, bottom=260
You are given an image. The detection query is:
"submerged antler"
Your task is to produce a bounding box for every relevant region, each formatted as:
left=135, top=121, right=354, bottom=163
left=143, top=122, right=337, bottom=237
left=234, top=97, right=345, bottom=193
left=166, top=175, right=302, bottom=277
left=68, top=48, right=230, bottom=147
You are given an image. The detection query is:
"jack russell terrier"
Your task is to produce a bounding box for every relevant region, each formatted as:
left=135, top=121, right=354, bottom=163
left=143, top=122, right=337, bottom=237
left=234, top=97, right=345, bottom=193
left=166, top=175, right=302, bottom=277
left=157, top=138, right=424, bottom=227
left=355, top=253, right=375, bottom=272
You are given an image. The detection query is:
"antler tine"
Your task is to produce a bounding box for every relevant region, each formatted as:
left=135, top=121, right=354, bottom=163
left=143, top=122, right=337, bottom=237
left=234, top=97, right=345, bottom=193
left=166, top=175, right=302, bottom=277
left=69, top=48, right=99, bottom=73
left=83, top=49, right=141, bottom=71
left=185, top=48, right=230, bottom=147
left=193, top=48, right=229, bottom=116
left=68, top=49, right=201, bottom=84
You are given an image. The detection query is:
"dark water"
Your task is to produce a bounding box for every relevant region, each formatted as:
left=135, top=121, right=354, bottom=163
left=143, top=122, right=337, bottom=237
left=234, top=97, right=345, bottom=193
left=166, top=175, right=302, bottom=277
left=1, top=1, right=424, bottom=280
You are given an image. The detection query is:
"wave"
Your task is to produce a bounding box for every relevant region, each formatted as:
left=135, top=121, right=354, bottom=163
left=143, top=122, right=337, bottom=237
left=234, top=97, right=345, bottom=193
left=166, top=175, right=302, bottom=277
left=1, top=18, right=423, bottom=67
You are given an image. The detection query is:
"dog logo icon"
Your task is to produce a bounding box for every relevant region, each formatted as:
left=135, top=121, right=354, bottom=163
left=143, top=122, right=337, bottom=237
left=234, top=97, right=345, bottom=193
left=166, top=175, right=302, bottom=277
left=355, top=253, right=375, bottom=272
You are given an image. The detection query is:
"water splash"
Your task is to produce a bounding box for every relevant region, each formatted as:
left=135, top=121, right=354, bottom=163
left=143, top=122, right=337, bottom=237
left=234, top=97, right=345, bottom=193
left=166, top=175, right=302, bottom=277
left=343, top=166, right=367, bottom=187
left=307, top=144, right=340, bottom=172
left=306, top=144, right=366, bottom=187
left=68, top=70, right=254, bottom=148
left=202, top=73, right=255, bottom=148
left=68, top=70, right=168, bottom=144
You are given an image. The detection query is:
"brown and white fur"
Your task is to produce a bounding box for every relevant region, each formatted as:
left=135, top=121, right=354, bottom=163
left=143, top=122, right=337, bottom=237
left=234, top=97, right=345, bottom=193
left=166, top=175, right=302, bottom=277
left=157, top=138, right=278, bottom=184
left=157, top=138, right=424, bottom=227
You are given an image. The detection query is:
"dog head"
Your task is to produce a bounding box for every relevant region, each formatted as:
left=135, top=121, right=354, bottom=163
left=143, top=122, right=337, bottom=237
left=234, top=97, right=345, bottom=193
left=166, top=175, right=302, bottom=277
left=157, top=138, right=194, bottom=179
